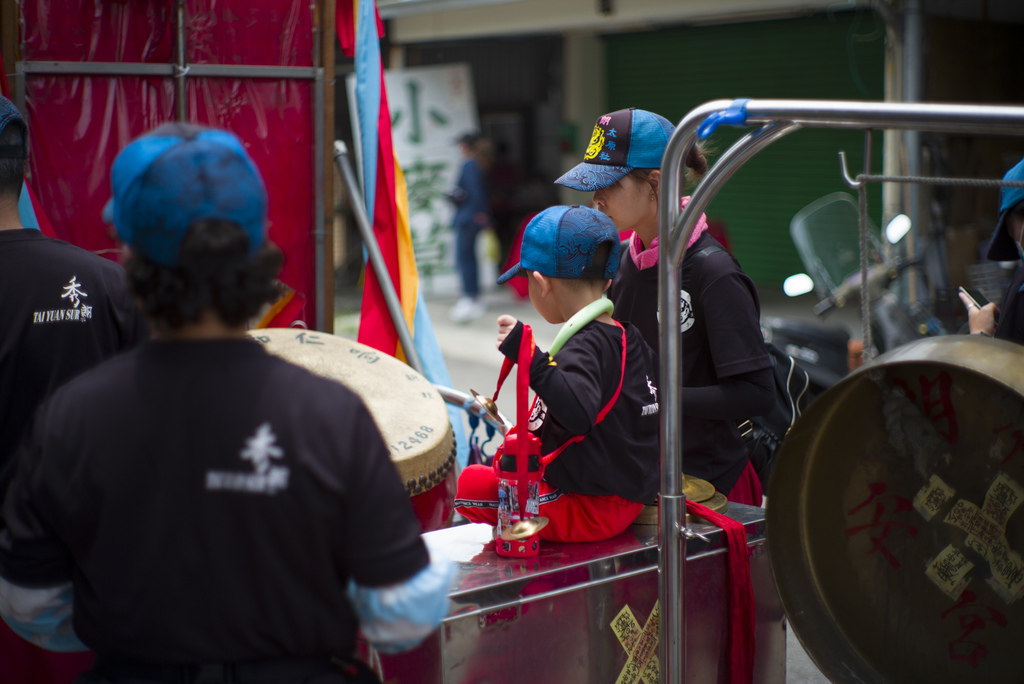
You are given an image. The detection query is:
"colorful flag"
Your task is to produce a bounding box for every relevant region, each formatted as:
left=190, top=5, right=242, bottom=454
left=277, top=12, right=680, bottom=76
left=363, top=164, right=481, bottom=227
left=337, top=0, right=469, bottom=466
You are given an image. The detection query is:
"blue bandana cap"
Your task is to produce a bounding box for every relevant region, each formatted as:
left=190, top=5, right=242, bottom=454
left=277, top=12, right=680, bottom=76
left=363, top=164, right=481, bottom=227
left=497, top=205, right=620, bottom=284
left=0, top=95, right=28, bottom=159
left=555, top=108, right=674, bottom=192
left=986, top=157, right=1024, bottom=261
left=103, top=123, right=267, bottom=267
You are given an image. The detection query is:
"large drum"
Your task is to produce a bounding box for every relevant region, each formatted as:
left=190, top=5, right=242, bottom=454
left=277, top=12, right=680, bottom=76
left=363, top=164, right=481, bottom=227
left=248, top=329, right=456, bottom=531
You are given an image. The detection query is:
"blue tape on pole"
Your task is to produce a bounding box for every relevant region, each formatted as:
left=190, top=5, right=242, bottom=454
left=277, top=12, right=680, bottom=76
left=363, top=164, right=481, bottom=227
left=697, top=99, right=752, bottom=139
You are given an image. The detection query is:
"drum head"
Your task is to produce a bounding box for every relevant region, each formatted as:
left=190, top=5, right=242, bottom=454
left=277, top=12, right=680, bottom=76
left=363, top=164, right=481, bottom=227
left=768, top=336, right=1024, bottom=683
left=248, top=329, right=455, bottom=496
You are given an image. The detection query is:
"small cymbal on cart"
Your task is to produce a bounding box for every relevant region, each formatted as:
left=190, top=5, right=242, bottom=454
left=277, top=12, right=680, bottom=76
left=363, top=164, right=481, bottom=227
left=634, top=475, right=725, bottom=525
left=500, top=516, right=550, bottom=541
left=682, top=475, right=716, bottom=502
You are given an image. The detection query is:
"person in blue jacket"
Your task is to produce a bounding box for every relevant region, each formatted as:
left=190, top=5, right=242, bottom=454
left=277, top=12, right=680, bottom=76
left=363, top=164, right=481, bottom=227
left=448, top=132, right=493, bottom=323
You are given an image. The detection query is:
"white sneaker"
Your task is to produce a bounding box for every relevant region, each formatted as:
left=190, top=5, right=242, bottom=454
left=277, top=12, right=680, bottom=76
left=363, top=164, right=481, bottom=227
left=449, top=297, right=486, bottom=323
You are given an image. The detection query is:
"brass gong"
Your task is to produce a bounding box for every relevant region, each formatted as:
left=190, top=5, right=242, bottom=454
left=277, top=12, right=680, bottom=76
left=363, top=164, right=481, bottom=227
left=768, top=336, right=1024, bottom=683
left=634, top=474, right=726, bottom=526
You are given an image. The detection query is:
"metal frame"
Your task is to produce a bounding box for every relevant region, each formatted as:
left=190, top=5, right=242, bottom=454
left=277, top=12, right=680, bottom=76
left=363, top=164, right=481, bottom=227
left=14, top=3, right=328, bottom=330
left=657, top=98, right=1024, bottom=684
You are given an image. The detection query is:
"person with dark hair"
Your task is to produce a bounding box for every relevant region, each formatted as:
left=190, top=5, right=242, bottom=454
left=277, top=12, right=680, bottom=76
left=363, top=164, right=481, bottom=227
left=448, top=132, right=493, bottom=323
left=0, top=94, right=146, bottom=684
left=961, top=157, right=1024, bottom=343
left=0, top=97, right=146, bottom=475
left=555, top=108, right=774, bottom=506
left=0, top=123, right=452, bottom=683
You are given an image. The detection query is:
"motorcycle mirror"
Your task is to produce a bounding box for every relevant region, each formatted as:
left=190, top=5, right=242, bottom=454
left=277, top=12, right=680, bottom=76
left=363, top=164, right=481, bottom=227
left=885, top=213, right=912, bottom=244
left=784, top=273, right=815, bottom=297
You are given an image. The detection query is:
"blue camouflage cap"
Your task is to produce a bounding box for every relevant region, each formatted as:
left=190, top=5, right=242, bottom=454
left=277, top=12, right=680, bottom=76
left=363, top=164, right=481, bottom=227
left=0, top=95, right=28, bottom=159
left=555, top=108, right=674, bottom=192
left=497, top=205, right=620, bottom=284
left=103, top=123, right=267, bottom=267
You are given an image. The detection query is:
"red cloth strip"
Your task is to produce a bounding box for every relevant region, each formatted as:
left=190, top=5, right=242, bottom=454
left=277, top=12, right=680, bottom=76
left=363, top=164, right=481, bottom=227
left=685, top=500, right=755, bottom=684
left=336, top=0, right=385, bottom=58
left=355, top=54, right=403, bottom=357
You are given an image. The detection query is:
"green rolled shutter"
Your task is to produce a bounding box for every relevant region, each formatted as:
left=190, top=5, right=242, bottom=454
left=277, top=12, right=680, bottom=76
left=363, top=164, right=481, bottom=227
left=606, top=11, right=886, bottom=285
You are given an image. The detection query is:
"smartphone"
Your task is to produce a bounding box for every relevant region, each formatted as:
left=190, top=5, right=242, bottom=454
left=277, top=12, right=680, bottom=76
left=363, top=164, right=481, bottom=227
left=959, top=286, right=989, bottom=309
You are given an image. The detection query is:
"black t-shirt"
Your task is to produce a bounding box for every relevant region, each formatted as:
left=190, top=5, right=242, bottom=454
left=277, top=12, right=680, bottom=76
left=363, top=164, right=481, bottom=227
left=607, top=232, right=771, bottom=491
left=0, top=339, right=429, bottom=663
left=501, top=320, right=660, bottom=504
left=0, top=229, right=146, bottom=470
left=995, top=264, right=1024, bottom=344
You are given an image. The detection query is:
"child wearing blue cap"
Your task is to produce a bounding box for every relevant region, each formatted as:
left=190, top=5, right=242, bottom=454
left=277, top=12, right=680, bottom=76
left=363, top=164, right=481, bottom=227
left=454, top=205, right=660, bottom=543
left=556, top=108, right=774, bottom=506
left=961, top=157, right=1024, bottom=344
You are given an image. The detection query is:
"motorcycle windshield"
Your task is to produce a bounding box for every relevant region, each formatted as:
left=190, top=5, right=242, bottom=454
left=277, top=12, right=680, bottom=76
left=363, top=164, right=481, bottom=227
left=790, top=192, right=885, bottom=298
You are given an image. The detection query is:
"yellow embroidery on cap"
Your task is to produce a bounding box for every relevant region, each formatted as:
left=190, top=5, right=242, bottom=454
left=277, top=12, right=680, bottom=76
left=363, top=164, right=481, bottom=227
left=585, top=126, right=606, bottom=160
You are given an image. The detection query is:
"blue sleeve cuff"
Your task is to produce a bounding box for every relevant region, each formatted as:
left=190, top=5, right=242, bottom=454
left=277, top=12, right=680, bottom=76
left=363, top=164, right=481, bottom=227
left=347, top=549, right=454, bottom=654
left=0, top=578, right=87, bottom=652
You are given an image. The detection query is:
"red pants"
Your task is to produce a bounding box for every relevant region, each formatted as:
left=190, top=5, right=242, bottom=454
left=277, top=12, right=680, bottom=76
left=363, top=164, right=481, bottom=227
left=724, top=461, right=763, bottom=507
left=455, top=465, right=644, bottom=543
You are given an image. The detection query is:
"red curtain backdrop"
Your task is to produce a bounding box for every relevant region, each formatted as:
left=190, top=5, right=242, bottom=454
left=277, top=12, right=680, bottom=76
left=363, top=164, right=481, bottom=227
left=21, top=0, right=316, bottom=325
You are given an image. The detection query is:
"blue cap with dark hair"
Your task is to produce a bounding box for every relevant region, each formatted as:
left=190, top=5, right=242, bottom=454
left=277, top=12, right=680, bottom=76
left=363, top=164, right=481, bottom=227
left=103, top=123, right=267, bottom=267
left=555, top=108, right=674, bottom=192
left=0, top=95, right=28, bottom=159
left=986, top=157, right=1024, bottom=261
left=496, top=205, right=620, bottom=284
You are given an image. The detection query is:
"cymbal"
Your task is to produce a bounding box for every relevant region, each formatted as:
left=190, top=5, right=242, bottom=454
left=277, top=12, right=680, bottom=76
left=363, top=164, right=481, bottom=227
left=633, top=477, right=728, bottom=526
left=500, top=516, right=549, bottom=541
left=682, top=475, right=716, bottom=503
left=470, top=389, right=503, bottom=426
left=701, top=491, right=728, bottom=513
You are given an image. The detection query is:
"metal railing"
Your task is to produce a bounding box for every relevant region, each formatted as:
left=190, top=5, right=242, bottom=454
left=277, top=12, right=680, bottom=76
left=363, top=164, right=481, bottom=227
left=657, top=99, right=1024, bottom=684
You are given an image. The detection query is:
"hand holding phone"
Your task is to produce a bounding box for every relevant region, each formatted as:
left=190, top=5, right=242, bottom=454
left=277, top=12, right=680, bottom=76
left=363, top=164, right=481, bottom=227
left=959, top=286, right=989, bottom=310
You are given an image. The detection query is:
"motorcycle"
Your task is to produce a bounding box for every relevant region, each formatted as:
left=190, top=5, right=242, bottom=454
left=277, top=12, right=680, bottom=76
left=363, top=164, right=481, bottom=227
left=780, top=191, right=950, bottom=362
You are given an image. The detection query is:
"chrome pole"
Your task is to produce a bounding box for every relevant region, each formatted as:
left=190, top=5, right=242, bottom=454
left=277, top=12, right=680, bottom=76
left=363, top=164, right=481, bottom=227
left=739, top=99, right=1024, bottom=135
left=314, top=68, right=325, bottom=332
left=174, top=0, right=187, bottom=122
left=657, top=99, right=729, bottom=684
left=658, top=101, right=798, bottom=684
left=332, top=140, right=425, bottom=375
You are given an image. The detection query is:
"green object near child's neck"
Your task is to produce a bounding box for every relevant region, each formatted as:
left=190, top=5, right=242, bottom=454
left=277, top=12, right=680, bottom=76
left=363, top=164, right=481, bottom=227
left=549, top=298, right=614, bottom=355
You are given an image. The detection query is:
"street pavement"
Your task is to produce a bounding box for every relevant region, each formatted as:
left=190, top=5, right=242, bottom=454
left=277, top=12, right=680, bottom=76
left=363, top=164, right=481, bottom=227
left=336, top=281, right=855, bottom=683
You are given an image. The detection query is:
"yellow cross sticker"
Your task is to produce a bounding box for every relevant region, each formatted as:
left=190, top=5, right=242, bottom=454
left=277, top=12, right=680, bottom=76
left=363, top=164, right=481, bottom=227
left=937, top=472, right=1024, bottom=604
left=611, top=601, right=660, bottom=684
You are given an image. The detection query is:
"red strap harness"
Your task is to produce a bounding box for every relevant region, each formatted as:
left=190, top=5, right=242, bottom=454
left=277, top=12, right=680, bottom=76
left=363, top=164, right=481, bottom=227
left=493, top=320, right=628, bottom=486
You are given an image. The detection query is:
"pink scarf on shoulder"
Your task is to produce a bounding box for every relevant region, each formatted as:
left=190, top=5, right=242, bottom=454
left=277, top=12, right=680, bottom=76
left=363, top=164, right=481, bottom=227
left=629, top=195, right=708, bottom=270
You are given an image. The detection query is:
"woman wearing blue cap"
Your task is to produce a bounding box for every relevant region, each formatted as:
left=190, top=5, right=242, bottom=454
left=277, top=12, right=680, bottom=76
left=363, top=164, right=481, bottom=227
left=961, top=157, right=1024, bottom=343
left=556, top=108, right=774, bottom=506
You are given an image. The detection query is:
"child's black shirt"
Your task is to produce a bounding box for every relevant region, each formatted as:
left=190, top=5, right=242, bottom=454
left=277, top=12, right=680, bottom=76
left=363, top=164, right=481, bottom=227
left=499, top=319, right=660, bottom=504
